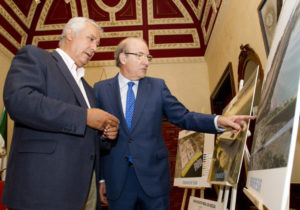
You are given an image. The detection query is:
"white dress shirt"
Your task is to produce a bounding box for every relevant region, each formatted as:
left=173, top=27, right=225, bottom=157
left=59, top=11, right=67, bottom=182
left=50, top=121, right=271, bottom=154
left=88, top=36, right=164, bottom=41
left=118, top=73, right=139, bottom=117
left=56, top=48, right=91, bottom=108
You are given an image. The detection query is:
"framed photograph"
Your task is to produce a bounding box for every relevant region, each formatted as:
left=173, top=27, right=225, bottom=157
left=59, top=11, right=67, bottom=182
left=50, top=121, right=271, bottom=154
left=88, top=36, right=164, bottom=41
left=173, top=131, right=214, bottom=188
left=258, top=0, right=284, bottom=54
left=208, top=67, right=260, bottom=186
left=246, top=0, right=300, bottom=209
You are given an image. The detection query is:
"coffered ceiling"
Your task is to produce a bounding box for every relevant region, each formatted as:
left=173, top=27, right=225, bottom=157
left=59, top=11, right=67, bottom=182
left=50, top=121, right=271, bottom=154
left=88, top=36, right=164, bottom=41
left=0, top=0, right=222, bottom=64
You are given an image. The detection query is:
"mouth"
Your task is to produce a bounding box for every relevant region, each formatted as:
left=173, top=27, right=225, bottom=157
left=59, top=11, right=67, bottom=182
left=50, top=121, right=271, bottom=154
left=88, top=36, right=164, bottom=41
left=84, top=51, right=93, bottom=58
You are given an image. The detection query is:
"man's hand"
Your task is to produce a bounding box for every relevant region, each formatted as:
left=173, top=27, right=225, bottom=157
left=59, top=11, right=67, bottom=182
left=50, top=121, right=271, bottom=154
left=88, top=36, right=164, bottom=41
left=217, top=115, right=255, bottom=133
left=99, top=182, right=108, bottom=205
left=102, top=124, right=119, bottom=140
left=87, top=108, right=119, bottom=135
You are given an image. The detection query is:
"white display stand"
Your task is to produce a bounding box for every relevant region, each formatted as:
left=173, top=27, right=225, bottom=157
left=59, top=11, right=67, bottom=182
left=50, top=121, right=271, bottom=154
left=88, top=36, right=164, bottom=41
left=177, top=133, right=215, bottom=210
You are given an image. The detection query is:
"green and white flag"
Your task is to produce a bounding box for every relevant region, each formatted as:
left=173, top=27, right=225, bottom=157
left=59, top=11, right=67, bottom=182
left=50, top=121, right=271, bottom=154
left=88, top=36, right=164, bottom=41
left=0, top=107, right=7, bottom=156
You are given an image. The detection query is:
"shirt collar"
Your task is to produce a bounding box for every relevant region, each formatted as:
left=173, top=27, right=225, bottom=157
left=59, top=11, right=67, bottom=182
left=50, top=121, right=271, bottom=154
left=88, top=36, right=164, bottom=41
left=118, top=72, right=139, bottom=88
left=56, top=48, right=85, bottom=81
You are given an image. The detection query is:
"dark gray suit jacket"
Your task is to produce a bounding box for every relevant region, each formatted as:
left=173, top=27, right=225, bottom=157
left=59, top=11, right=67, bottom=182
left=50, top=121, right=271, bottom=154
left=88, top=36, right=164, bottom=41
left=2, top=45, right=100, bottom=210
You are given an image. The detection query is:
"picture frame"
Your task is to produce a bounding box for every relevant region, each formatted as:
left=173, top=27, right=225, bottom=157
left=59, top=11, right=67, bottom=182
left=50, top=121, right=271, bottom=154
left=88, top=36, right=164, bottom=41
left=210, top=62, right=236, bottom=115
left=208, top=67, right=260, bottom=186
left=173, top=130, right=215, bottom=188
left=258, top=0, right=283, bottom=55
left=246, top=0, right=300, bottom=209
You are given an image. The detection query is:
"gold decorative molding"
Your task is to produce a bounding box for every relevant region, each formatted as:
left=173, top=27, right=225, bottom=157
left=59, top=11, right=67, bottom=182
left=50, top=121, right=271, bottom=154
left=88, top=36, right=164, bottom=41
left=86, top=60, right=115, bottom=67
left=210, top=0, right=217, bottom=12
left=95, top=0, right=127, bottom=13
left=0, top=0, right=220, bottom=59
left=80, top=0, right=89, bottom=19
left=201, top=0, right=217, bottom=45
left=32, top=31, right=143, bottom=52
left=81, top=0, right=143, bottom=26
left=0, top=43, right=14, bottom=59
left=151, top=56, right=205, bottom=64
left=148, top=29, right=200, bottom=50
left=187, top=0, right=205, bottom=20
left=100, top=31, right=143, bottom=52
left=87, top=56, right=205, bottom=67
left=32, top=35, right=60, bottom=46
left=148, top=0, right=193, bottom=25
left=5, top=0, right=38, bottom=29
left=36, top=0, right=78, bottom=31
left=0, top=5, right=27, bottom=50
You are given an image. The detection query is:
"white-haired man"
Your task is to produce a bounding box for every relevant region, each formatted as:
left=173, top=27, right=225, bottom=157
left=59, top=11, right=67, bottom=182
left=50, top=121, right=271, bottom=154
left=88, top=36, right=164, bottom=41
left=2, top=17, right=119, bottom=210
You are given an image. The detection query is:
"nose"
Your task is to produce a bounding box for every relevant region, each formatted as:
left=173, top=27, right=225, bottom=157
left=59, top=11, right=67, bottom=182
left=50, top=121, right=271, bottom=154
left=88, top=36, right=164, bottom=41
left=91, top=42, right=97, bottom=52
left=142, top=55, right=149, bottom=65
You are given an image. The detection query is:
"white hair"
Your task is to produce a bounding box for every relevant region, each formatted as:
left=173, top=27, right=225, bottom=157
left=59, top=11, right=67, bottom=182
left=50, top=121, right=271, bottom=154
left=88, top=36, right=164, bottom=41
left=59, top=17, right=103, bottom=46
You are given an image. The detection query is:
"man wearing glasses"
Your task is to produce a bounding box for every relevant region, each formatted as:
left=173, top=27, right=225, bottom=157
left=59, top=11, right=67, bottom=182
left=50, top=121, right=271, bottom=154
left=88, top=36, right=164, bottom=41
left=94, top=37, right=254, bottom=210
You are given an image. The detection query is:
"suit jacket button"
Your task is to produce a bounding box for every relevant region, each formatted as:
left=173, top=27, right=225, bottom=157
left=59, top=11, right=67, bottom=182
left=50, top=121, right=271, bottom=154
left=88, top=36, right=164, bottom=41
left=128, top=139, right=133, bottom=143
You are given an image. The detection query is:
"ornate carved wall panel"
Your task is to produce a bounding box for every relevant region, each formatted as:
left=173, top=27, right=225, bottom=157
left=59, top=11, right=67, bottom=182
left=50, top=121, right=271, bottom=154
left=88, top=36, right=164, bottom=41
left=0, top=0, right=222, bottom=64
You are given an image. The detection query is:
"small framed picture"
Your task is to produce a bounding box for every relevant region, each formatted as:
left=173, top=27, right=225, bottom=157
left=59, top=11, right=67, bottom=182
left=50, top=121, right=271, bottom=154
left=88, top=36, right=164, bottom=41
left=258, top=0, right=283, bottom=54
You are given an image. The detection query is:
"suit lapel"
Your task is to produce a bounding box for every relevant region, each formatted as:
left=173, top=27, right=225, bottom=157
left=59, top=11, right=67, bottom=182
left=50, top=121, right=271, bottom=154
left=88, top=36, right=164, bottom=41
left=108, top=75, right=128, bottom=132
left=82, top=79, right=95, bottom=108
left=130, top=78, right=149, bottom=131
left=51, top=51, right=88, bottom=108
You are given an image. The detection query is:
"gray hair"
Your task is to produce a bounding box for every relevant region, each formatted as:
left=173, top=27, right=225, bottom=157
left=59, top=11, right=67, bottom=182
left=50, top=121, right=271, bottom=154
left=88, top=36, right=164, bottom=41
left=115, top=37, right=146, bottom=67
left=115, top=38, right=128, bottom=68
left=59, top=17, right=103, bottom=46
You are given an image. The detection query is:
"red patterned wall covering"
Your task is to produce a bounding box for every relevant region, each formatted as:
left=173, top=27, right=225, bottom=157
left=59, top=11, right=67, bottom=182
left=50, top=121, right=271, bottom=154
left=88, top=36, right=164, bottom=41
left=0, top=0, right=223, bottom=61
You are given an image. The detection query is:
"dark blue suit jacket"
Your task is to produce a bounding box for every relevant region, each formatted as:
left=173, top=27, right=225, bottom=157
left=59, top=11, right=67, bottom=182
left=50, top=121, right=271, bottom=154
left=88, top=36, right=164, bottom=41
left=94, top=74, right=218, bottom=200
left=2, top=45, right=101, bottom=210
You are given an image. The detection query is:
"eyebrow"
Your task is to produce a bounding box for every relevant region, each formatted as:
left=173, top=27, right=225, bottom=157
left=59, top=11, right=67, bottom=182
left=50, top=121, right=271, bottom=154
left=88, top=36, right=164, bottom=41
left=89, top=34, right=100, bottom=46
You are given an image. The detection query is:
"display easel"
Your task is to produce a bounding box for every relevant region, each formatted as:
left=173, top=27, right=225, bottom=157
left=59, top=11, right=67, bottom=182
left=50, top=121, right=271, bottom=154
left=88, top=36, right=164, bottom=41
left=216, top=184, right=237, bottom=210
left=180, top=184, right=236, bottom=210
left=179, top=67, right=259, bottom=209
left=179, top=156, right=251, bottom=210
left=206, top=145, right=250, bottom=210
left=174, top=131, right=215, bottom=210
left=243, top=187, right=264, bottom=209
left=211, top=77, right=255, bottom=210
left=178, top=130, right=252, bottom=210
left=180, top=187, right=205, bottom=210
left=178, top=154, right=241, bottom=210
left=209, top=120, right=254, bottom=209
left=192, top=70, right=259, bottom=210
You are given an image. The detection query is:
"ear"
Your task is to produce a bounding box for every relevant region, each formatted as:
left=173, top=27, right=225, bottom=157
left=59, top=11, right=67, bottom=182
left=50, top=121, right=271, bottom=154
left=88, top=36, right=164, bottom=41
left=119, top=52, right=127, bottom=65
left=65, top=28, right=73, bottom=41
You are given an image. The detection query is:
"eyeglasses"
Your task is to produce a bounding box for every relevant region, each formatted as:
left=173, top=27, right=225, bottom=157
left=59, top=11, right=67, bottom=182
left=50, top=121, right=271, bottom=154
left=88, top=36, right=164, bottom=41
left=124, top=52, right=153, bottom=62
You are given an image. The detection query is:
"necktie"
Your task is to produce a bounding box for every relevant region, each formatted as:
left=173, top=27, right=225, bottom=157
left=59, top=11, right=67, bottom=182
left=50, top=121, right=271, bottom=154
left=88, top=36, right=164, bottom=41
left=125, top=82, right=135, bottom=130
